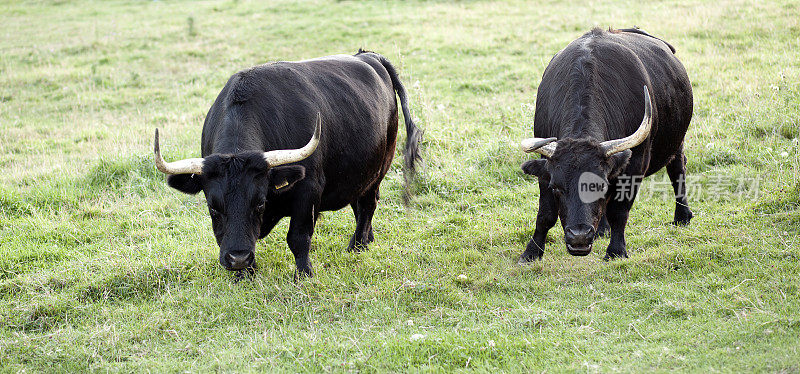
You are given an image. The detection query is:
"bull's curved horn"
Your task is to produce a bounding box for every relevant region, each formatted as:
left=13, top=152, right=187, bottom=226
left=520, top=137, right=558, bottom=158
left=601, top=85, right=653, bottom=156
left=154, top=129, right=205, bottom=175
left=263, top=113, right=322, bottom=167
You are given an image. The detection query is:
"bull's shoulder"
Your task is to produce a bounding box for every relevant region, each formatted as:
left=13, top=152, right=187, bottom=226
left=225, top=61, right=307, bottom=104
left=225, top=67, right=263, bottom=104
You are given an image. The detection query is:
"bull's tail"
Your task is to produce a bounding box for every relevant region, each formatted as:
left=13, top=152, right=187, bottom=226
left=372, top=53, right=423, bottom=180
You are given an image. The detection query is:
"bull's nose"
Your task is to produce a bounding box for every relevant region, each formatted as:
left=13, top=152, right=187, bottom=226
left=225, top=252, right=254, bottom=270
left=565, top=225, right=595, bottom=247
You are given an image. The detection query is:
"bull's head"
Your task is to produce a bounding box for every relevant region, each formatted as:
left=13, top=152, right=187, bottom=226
left=519, top=86, right=652, bottom=256
left=153, top=116, right=321, bottom=271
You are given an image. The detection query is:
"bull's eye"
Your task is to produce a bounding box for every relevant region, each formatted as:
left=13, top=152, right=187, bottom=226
left=209, top=207, right=221, bottom=218
left=550, top=185, right=564, bottom=197
left=256, top=202, right=266, bottom=213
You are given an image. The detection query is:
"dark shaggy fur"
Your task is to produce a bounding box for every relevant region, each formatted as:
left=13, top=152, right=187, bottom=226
left=167, top=51, right=421, bottom=277
left=520, top=27, right=693, bottom=262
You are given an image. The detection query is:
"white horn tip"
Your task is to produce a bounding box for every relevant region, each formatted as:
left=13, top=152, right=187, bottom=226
left=520, top=137, right=557, bottom=153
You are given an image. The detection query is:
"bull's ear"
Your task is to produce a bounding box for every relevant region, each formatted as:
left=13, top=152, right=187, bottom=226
left=609, top=150, right=632, bottom=179
left=268, top=165, right=306, bottom=193
left=167, top=174, right=203, bottom=195
left=521, top=159, right=549, bottom=178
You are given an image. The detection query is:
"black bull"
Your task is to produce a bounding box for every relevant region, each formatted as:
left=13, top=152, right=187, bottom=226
left=518, top=28, right=694, bottom=261
left=154, top=51, right=421, bottom=277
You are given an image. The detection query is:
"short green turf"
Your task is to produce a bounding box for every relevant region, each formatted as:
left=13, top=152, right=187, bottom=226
left=1, top=0, right=799, bottom=372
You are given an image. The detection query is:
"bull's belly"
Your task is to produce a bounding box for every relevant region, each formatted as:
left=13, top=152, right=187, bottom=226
left=317, top=153, right=393, bottom=212
left=644, top=141, right=683, bottom=177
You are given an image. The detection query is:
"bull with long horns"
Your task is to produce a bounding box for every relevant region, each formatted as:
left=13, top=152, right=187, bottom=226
left=154, top=51, right=422, bottom=277
left=518, top=27, right=694, bottom=261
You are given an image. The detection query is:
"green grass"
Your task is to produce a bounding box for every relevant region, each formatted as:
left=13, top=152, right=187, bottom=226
left=1, top=0, right=799, bottom=371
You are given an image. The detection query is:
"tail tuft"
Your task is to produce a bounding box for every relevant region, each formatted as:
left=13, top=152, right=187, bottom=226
left=374, top=54, right=423, bottom=203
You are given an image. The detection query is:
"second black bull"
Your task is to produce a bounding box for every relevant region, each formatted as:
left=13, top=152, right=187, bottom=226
left=518, top=27, right=694, bottom=261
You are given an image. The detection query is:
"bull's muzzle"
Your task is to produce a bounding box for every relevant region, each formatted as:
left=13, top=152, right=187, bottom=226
left=222, top=251, right=254, bottom=271
left=566, top=243, right=593, bottom=256
left=565, top=225, right=595, bottom=256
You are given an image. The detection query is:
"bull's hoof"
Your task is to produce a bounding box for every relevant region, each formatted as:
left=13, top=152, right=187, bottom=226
left=347, top=241, right=369, bottom=252
left=603, top=251, right=629, bottom=261
left=517, top=253, right=542, bottom=264
left=518, top=248, right=544, bottom=264
left=347, top=233, right=373, bottom=252
left=294, top=266, right=314, bottom=280
left=672, top=209, right=693, bottom=226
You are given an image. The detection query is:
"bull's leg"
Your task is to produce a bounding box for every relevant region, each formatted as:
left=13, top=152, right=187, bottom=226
left=287, top=193, right=319, bottom=278
left=604, top=179, right=641, bottom=260
left=348, top=187, right=378, bottom=251
left=259, top=214, right=282, bottom=239
left=666, top=149, right=693, bottom=225
left=595, top=214, right=610, bottom=238
left=520, top=180, right=558, bottom=263
left=350, top=201, right=360, bottom=220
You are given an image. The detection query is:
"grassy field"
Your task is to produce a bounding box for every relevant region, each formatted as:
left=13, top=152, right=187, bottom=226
left=1, top=0, right=799, bottom=371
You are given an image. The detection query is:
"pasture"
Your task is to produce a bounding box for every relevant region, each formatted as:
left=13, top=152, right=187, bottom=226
left=1, top=0, right=799, bottom=371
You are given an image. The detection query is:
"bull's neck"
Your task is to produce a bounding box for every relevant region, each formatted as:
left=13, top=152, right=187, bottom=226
left=561, top=116, right=610, bottom=142
left=559, top=48, right=614, bottom=142
left=210, top=135, right=265, bottom=155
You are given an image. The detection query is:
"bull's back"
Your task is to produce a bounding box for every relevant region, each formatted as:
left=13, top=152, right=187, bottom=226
left=534, top=29, right=692, bottom=174
left=614, top=31, right=693, bottom=174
